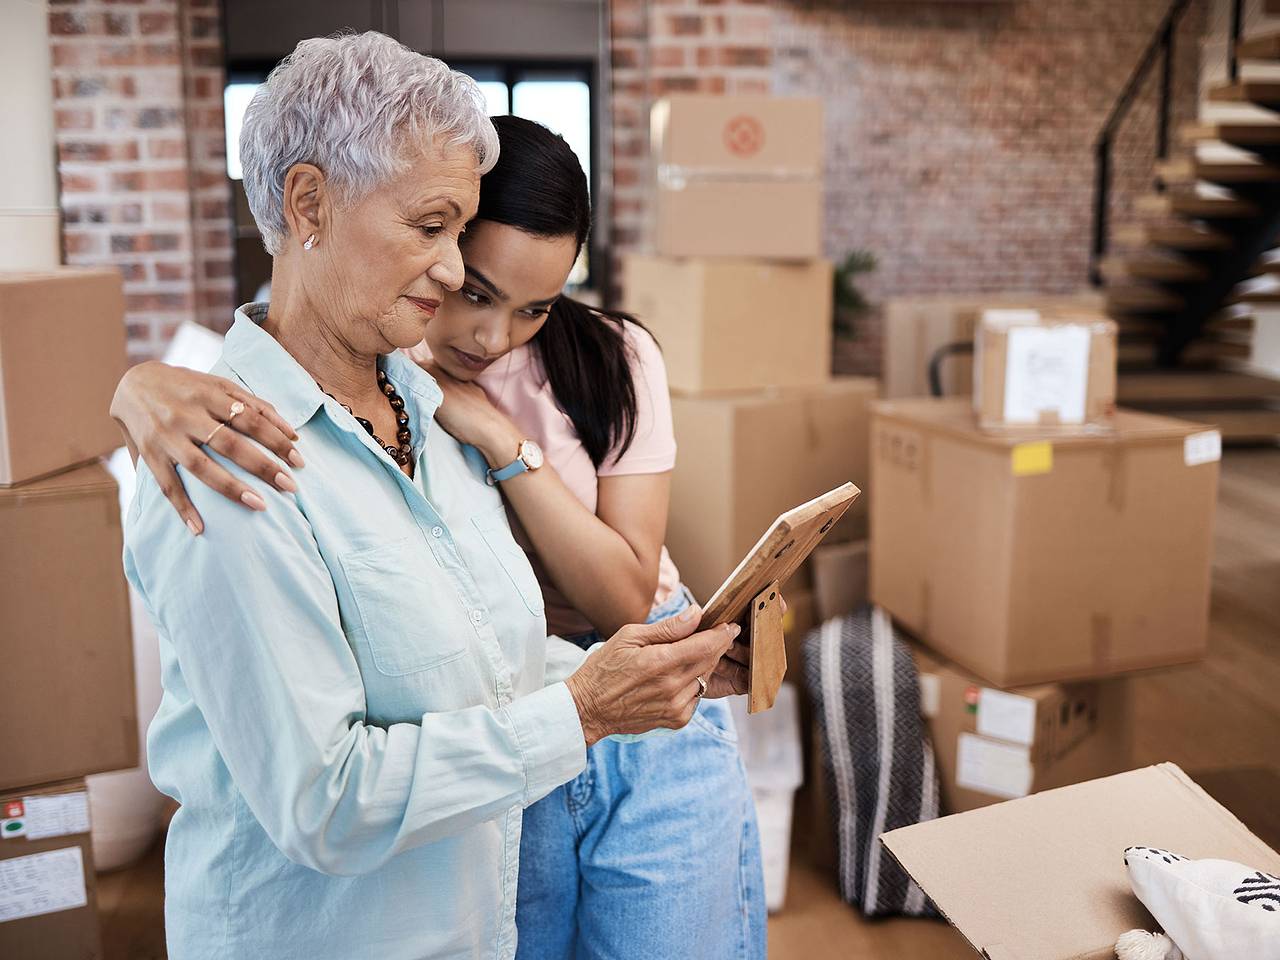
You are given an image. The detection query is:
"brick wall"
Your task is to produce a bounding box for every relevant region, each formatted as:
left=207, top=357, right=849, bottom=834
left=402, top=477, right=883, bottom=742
left=49, top=0, right=234, bottom=362
left=607, top=0, right=1206, bottom=376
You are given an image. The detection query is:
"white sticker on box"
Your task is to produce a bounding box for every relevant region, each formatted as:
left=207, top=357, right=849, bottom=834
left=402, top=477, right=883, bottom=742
left=1002, top=325, right=1091, bottom=425
left=918, top=673, right=941, bottom=720
left=0, top=846, right=87, bottom=922
left=22, top=792, right=90, bottom=841
left=976, top=689, right=1038, bottom=746
left=1184, top=430, right=1222, bottom=467
left=956, top=733, right=1034, bottom=800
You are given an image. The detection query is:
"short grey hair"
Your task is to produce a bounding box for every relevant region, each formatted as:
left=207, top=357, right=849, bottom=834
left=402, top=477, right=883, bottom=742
left=241, top=31, right=499, bottom=255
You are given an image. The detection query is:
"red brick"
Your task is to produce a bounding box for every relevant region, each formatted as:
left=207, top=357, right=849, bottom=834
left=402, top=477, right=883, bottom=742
left=651, top=46, right=685, bottom=68
left=139, top=12, right=176, bottom=35
left=147, top=137, right=188, bottom=160
left=667, top=15, right=702, bottom=36
left=54, top=107, right=93, bottom=131
left=155, top=261, right=191, bottom=282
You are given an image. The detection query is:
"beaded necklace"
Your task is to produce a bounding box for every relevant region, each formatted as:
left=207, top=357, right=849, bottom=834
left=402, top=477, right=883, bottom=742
left=319, top=368, right=413, bottom=466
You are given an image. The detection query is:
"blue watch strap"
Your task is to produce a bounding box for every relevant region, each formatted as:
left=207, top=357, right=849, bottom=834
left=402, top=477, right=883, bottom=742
left=486, top=457, right=529, bottom=486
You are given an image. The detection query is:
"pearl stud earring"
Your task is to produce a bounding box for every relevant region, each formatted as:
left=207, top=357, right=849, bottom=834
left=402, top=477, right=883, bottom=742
left=303, top=234, right=317, bottom=250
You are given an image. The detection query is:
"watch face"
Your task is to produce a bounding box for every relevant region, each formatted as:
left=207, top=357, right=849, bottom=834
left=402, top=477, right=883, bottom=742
left=519, top=439, right=544, bottom=470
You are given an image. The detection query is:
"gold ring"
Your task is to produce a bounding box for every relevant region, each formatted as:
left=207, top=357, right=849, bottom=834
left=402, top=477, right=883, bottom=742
left=227, top=400, right=247, bottom=421
left=695, top=675, right=708, bottom=698
left=203, top=421, right=228, bottom=446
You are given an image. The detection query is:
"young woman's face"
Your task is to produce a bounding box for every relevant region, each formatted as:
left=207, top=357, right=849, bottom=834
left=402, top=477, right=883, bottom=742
left=423, top=219, right=578, bottom=381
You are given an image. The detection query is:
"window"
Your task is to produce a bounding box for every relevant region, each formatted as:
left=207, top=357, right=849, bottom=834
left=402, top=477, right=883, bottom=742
left=223, top=80, right=262, bottom=181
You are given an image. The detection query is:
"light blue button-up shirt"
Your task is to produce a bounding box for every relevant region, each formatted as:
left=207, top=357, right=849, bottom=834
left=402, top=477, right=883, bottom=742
left=124, top=305, right=589, bottom=960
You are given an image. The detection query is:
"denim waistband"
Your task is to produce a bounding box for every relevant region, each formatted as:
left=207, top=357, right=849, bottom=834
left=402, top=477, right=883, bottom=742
left=562, top=585, right=696, bottom=651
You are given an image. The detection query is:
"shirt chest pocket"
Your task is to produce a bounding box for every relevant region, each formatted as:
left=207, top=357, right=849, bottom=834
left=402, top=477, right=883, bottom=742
left=339, top=538, right=469, bottom=677
left=471, top=507, right=545, bottom=617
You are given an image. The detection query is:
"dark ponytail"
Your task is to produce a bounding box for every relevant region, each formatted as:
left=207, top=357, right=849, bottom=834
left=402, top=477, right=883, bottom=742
left=479, top=115, right=652, bottom=468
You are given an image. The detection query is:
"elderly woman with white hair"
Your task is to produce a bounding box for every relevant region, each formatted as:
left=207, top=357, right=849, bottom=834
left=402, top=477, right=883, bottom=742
left=122, top=33, right=742, bottom=960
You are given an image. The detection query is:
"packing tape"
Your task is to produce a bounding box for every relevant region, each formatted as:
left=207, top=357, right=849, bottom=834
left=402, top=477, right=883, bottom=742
left=1010, top=441, right=1053, bottom=477
left=656, top=163, right=821, bottom=189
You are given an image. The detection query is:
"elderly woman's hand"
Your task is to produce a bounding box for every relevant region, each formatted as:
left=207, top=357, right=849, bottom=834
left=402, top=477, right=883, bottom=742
left=566, top=606, right=741, bottom=746
left=110, top=362, right=305, bottom=534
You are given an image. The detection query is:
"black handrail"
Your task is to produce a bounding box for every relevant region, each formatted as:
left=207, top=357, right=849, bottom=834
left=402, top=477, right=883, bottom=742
left=1089, top=0, right=1196, bottom=287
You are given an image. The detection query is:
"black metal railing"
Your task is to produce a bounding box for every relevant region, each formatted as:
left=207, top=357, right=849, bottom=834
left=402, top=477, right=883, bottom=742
left=1089, top=0, right=1201, bottom=286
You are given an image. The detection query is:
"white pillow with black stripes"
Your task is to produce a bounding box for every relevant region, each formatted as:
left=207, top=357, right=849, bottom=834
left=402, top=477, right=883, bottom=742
left=1124, top=846, right=1280, bottom=960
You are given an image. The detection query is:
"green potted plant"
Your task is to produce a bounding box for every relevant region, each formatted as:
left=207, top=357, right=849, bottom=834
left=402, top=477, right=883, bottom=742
left=833, top=250, right=877, bottom=339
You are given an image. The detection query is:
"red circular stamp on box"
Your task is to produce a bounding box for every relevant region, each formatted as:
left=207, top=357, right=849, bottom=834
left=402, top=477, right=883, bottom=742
left=723, top=115, right=765, bottom=157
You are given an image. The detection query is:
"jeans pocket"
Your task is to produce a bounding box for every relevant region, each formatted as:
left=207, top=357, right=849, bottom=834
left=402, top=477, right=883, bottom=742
left=689, top=698, right=739, bottom=746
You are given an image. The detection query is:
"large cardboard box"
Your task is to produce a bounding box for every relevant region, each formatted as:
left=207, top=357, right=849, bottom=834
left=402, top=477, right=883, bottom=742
left=881, top=292, right=1106, bottom=399
left=650, top=95, right=823, bottom=260
left=913, top=644, right=1132, bottom=814
left=810, top=539, right=869, bottom=623
left=667, top=377, right=875, bottom=603
left=0, top=779, right=104, bottom=959
left=621, top=255, right=833, bottom=393
left=974, top=309, right=1118, bottom=434
left=882, top=764, right=1280, bottom=960
left=0, top=462, right=137, bottom=791
left=0, top=269, right=127, bottom=486
left=870, top=398, right=1219, bottom=686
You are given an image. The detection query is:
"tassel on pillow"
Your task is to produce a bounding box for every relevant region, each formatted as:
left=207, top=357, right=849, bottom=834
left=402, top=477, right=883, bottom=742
left=1114, top=930, right=1183, bottom=960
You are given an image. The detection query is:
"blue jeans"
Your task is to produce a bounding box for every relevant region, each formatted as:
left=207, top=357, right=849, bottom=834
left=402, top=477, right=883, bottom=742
left=516, top=588, right=767, bottom=960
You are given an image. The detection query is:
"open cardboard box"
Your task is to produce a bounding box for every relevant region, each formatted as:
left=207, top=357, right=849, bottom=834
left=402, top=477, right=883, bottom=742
left=881, top=763, right=1280, bottom=960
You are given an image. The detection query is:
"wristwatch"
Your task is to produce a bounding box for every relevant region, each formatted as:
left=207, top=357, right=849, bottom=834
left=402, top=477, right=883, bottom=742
left=486, top=438, right=544, bottom=486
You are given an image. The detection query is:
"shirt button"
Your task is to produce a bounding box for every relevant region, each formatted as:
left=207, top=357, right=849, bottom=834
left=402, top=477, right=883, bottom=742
left=431, top=525, right=443, bottom=538
left=470, top=610, right=484, bottom=624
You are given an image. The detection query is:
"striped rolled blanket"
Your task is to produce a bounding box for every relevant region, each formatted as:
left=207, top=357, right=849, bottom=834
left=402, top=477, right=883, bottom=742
left=801, top=605, right=941, bottom=917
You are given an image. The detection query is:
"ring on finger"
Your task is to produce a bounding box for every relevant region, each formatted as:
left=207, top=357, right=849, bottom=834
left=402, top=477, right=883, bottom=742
left=203, top=421, right=229, bottom=446
left=695, top=675, right=708, bottom=699
left=226, top=399, right=247, bottom=422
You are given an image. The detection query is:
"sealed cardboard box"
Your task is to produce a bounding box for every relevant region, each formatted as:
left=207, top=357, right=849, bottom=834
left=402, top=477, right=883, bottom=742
left=0, top=462, right=137, bottom=791
left=0, top=779, right=104, bottom=960
left=668, top=377, right=875, bottom=603
left=870, top=398, right=1218, bottom=686
left=882, top=764, right=1280, bottom=960
left=974, top=308, right=1118, bottom=434
left=0, top=269, right=127, bottom=486
left=913, top=644, right=1131, bottom=814
left=810, top=539, right=868, bottom=623
left=650, top=95, right=823, bottom=259
left=881, top=293, right=1106, bottom=399
left=622, top=255, right=832, bottom=393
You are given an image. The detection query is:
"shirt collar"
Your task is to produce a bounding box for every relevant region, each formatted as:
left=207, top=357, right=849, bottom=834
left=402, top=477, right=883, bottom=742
left=222, top=302, right=444, bottom=432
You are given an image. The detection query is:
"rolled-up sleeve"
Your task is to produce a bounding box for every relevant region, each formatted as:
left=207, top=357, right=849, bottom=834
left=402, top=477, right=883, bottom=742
left=124, top=459, right=585, bottom=878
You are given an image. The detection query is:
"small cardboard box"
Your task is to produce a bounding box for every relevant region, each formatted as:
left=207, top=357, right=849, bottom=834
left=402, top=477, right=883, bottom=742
left=882, top=764, right=1280, bottom=960
left=0, top=462, right=138, bottom=791
left=667, top=377, right=875, bottom=603
left=974, top=309, right=1118, bottom=434
left=870, top=398, right=1218, bottom=687
left=881, top=293, right=1106, bottom=399
left=621, top=255, right=833, bottom=393
left=650, top=95, right=824, bottom=259
left=913, top=644, right=1132, bottom=814
left=0, top=779, right=104, bottom=960
left=0, top=269, right=127, bottom=486
left=810, top=539, right=869, bottom=623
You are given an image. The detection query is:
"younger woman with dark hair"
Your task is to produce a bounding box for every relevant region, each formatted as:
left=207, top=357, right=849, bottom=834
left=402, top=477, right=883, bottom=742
left=111, top=114, right=766, bottom=958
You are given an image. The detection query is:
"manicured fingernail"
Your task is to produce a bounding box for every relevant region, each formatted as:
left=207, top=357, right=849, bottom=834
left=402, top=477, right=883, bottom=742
left=241, top=490, right=267, bottom=511
left=186, top=517, right=202, bottom=537
left=274, top=471, right=297, bottom=493
left=727, top=624, right=741, bottom=639
left=287, top=449, right=305, bottom=468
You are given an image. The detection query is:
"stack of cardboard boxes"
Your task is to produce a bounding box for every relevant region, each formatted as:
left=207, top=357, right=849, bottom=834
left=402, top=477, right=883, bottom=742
left=870, top=307, right=1220, bottom=814
left=622, top=94, right=875, bottom=626
left=0, top=268, right=138, bottom=958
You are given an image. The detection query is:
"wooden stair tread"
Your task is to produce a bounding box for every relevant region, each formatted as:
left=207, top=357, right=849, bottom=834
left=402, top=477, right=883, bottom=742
left=1236, top=30, right=1280, bottom=62
left=1181, top=121, right=1280, bottom=146
left=1106, top=283, right=1185, bottom=314
left=1208, top=81, right=1280, bottom=106
left=1114, top=222, right=1233, bottom=251
left=1169, top=407, right=1280, bottom=441
left=1155, top=157, right=1280, bottom=185
left=1136, top=191, right=1259, bottom=219
left=1118, top=371, right=1280, bottom=404
left=1101, top=254, right=1210, bottom=283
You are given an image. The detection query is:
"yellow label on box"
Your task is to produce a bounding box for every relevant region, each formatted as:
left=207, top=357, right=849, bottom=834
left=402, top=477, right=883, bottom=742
left=1011, top=442, right=1053, bottom=477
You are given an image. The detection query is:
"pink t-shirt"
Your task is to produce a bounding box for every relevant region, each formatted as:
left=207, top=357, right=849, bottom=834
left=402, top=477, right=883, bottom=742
left=474, top=321, right=683, bottom=638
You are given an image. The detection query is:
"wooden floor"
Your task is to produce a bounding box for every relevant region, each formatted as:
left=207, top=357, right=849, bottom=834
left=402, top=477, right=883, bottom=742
left=97, top=450, right=1280, bottom=960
